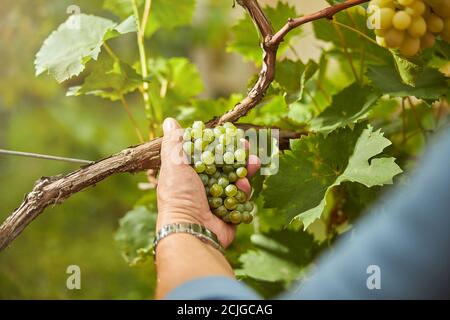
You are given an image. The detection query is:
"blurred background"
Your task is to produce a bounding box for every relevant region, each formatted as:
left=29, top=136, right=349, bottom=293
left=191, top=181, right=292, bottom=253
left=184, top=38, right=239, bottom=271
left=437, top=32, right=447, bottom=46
left=0, top=0, right=329, bottom=299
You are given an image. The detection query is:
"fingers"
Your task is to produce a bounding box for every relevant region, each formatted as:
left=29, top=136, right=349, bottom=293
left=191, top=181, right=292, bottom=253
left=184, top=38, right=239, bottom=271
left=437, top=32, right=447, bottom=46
left=246, top=155, right=261, bottom=177
left=160, top=118, right=184, bottom=167
left=235, top=178, right=252, bottom=197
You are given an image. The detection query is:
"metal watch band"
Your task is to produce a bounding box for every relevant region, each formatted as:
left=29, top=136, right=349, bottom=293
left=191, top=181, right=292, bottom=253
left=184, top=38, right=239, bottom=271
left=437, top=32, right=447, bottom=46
left=153, top=222, right=225, bottom=257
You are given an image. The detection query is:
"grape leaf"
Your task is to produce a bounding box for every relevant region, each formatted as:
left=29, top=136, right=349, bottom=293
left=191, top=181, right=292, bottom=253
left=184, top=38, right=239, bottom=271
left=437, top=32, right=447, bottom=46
left=391, top=52, right=424, bottom=86
left=238, top=95, right=288, bottom=126
left=103, top=0, right=196, bottom=37
left=114, top=206, right=157, bottom=266
left=309, top=82, right=380, bottom=135
left=236, top=230, right=321, bottom=282
left=147, top=57, right=204, bottom=120
left=263, top=124, right=402, bottom=229
left=227, top=2, right=301, bottom=64
left=35, top=14, right=136, bottom=83
left=67, top=56, right=142, bottom=101
left=367, top=65, right=449, bottom=100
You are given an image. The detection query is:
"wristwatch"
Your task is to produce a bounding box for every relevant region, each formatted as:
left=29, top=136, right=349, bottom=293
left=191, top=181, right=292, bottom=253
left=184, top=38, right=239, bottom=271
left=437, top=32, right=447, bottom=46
left=153, top=222, right=225, bottom=258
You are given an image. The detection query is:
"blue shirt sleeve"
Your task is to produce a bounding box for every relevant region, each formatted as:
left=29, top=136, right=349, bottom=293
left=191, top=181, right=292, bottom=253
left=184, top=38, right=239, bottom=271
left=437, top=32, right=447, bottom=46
left=166, top=276, right=260, bottom=300
left=166, top=127, right=450, bottom=300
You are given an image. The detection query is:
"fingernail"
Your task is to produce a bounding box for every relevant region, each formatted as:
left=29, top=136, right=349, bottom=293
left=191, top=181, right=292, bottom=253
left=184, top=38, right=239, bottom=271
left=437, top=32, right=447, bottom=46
left=163, top=118, right=176, bottom=134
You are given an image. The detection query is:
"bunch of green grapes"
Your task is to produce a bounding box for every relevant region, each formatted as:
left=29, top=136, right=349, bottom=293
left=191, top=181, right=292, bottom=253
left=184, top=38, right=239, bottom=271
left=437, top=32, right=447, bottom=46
left=368, top=0, right=450, bottom=57
left=183, top=121, right=255, bottom=225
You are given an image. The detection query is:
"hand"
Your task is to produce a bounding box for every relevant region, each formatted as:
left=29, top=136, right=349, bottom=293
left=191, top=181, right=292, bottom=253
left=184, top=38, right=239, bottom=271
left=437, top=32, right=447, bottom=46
left=156, top=118, right=260, bottom=247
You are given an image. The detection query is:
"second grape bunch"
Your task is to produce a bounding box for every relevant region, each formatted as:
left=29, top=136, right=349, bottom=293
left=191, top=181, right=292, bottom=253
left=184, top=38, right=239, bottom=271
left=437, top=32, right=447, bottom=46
left=368, top=0, right=450, bottom=57
left=183, top=121, right=255, bottom=225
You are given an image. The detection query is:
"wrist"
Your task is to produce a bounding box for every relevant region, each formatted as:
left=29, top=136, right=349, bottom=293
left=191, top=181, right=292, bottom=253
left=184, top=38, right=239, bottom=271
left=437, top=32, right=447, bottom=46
left=156, top=211, right=202, bottom=231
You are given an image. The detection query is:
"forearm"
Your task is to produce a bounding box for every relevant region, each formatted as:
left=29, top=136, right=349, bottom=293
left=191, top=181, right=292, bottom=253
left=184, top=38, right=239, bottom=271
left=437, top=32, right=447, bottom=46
left=155, top=233, right=234, bottom=299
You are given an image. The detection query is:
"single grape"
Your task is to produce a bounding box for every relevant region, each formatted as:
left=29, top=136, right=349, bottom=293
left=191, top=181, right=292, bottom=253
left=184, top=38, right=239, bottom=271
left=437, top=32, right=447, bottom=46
left=408, top=16, right=427, bottom=37
left=213, top=171, right=221, bottom=179
left=379, top=7, right=396, bottom=29
left=205, top=164, right=217, bottom=175
left=208, top=177, right=218, bottom=188
left=210, top=184, right=224, bottom=197
left=224, top=197, right=238, bottom=210
left=214, top=206, right=228, bottom=217
left=384, top=28, right=405, bottom=47
left=192, top=120, right=205, bottom=130
left=236, top=204, right=245, bottom=212
left=235, top=190, right=247, bottom=203
left=228, top=172, right=238, bottom=183
left=230, top=211, right=242, bottom=224
left=218, top=177, right=230, bottom=188
left=223, top=151, right=235, bottom=164
left=242, top=212, right=253, bottom=224
left=225, top=184, right=238, bottom=197
left=244, top=201, right=254, bottom=212
left=234, top=149, right=247, bottom=163
left=236, top=167, right=248, bottom=178
left=400, top=35, right=421, bottom=56
left=393, top=10, right=412, bottom=30
left=202, top=128, right=214, bottom=142
left=199, top=173, right=209, bottom=186
left=202, top=151, right=215, bottom=165
left=194, top=161, right=206, bottom=173
left=192, top=127, right=202, bottom=139
left=210, top=197, right=223, bottom=209
left=427, top=13, right=444, bottom=33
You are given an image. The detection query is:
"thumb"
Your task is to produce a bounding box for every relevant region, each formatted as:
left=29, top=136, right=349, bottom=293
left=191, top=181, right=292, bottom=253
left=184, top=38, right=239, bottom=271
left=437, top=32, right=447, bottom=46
left=160, top=117, right=183, bottom=166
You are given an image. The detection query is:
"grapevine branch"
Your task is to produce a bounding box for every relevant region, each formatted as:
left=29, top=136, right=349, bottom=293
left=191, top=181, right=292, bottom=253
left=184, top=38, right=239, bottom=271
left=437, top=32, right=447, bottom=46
left=0, top=0, right=368, bottom=251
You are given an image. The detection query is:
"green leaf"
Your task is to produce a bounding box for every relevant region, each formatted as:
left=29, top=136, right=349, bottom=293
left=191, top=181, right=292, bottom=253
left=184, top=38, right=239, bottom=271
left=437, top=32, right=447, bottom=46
left=238, top=95, right=288, bottom=126
left=67, top=56, right=142, bottom=101
left=367, top=65, right=449, bottom=100
left=263, top=124, right=402, bottom=229
left=298, top=60, right=319, bottom=101
left=227, top=2, right=301, bottom=64
left=35, top=14, right=136, bottom=83
left=236, top=230, right=321, bottom=282
left=146, top=57, right=204, bottom=120
left=114, top=206, right=157, bottom=266
left=391, top=52, right=424, bottom=86
left=103, top=0, right=196, bottom=37
left=309, top=83, right=380, bottom=135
